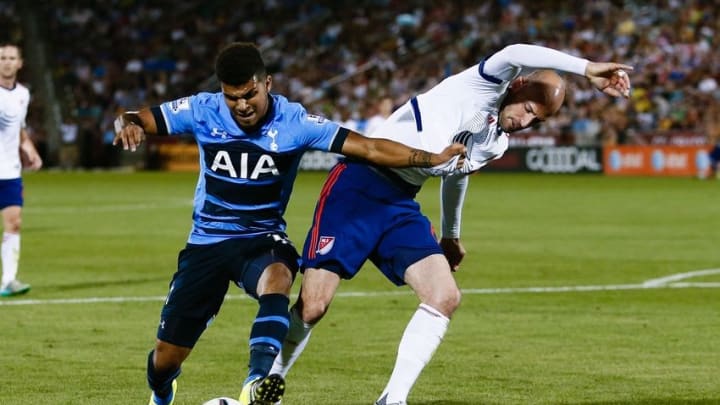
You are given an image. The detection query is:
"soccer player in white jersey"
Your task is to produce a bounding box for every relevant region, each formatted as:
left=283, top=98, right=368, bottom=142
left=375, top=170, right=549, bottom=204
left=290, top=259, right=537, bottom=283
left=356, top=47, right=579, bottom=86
left=0, top=43, right=43, bottom=298
left=270, top=43, right=632, bottom=404
left=113, top=42, right=464, bottom=405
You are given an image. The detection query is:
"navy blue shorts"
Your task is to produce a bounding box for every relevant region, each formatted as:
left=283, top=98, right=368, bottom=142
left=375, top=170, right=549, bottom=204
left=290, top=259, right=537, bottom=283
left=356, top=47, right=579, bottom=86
left=157, top=233, right=299, bottom=348
left=303, top=162, right=442, bottom=286
left=0, top=178, right=23, bottom=209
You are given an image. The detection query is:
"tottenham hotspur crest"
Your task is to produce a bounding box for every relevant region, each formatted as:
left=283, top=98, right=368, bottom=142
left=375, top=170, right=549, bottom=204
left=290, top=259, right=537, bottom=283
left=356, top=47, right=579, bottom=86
left=267, top=128, right=279, bottom=151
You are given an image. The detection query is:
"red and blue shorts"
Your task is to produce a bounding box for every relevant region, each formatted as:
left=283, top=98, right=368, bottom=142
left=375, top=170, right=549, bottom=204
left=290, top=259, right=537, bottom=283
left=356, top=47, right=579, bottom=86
left=302, top=161, right=441, bottom=286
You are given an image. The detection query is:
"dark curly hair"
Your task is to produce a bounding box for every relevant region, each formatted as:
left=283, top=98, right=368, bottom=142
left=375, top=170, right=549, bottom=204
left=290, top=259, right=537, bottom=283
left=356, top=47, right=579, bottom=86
left=215, top=42, right=266, bottom=86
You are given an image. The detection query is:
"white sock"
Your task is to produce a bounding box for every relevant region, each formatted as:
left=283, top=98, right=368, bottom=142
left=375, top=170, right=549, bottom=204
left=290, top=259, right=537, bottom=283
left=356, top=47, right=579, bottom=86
left=380, top=303, right=449, bottom=403
left=270, top=306, right=314, bottom=377
left=1, top=232, right=20, bottom=287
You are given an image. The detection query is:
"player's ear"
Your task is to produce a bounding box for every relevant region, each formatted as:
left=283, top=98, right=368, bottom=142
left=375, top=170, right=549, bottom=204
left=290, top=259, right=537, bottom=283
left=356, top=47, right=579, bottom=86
left=509, top=76, right=526, bottom=93
left=265, top=75, right=272, bottom=92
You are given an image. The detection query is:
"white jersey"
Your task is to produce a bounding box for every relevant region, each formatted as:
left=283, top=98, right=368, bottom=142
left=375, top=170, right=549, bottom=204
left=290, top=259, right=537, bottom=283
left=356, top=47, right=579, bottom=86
left=369, top=44, right=588, bottom=186
left=0, top=82, right=30, bottom=179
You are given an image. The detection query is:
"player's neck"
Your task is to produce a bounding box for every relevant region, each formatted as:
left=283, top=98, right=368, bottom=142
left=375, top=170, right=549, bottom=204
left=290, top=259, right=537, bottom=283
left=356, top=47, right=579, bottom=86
left=0, top=76, right=17, bottom=90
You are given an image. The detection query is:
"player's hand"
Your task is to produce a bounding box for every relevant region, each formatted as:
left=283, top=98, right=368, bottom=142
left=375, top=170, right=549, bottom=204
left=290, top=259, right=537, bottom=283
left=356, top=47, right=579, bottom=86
left=436, top=143, right=467, bottom=168
left=113, top=116, right=146, bottom=152
left=20, top=149, right=42, bottom=171
left=427, top=144, right=468, bottom=176
left=439, top=237, right=466, bottom=272
left=585, top=62, right=633, bottom=98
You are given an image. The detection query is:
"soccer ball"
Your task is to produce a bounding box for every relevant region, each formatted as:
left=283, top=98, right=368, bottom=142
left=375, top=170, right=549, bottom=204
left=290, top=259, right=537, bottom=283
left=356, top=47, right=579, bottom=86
left=202, top=398, right=242, bottom=405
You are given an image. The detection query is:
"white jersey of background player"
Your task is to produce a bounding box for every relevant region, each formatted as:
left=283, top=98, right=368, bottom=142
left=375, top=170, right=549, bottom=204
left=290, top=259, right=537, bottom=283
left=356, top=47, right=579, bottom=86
left=271, top=43, right=632, bottom=405
left=0, top=80, right=30, bottom=179
left=0, top=43, right=42, bottom=297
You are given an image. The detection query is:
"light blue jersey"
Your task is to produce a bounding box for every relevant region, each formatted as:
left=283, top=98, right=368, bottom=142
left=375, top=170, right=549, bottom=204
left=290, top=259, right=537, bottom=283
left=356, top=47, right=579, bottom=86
left=156, top=93, right=348, bottom=244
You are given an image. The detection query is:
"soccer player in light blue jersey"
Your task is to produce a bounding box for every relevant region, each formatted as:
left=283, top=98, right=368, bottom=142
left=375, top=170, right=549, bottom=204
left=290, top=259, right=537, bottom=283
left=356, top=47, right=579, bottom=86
left=112, top=42, right=465, bottom=405
left=270, top=44, right=632, bottom=404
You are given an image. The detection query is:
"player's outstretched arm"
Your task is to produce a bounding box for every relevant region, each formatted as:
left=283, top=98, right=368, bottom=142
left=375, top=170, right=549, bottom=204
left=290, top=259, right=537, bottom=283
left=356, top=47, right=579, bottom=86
left=585, top=62, right=633, bottom=98
left=113, top=109, right=157, bottom=152
left=487, top=44, right=633, bottom=98
left=340, top=131, right=466, bottom=168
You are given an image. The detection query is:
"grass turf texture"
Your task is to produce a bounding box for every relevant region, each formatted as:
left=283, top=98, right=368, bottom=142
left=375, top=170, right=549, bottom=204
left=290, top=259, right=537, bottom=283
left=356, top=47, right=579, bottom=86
left=1, top=171, right=718, bottom=404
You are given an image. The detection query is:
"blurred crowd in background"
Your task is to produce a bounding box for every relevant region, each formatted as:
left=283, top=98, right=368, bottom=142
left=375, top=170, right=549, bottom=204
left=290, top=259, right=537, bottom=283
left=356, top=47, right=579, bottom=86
left=2, top=0, right=720, bottom=168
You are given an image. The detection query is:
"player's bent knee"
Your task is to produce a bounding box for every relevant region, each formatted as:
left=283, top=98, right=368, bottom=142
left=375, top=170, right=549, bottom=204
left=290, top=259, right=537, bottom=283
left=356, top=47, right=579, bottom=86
left=5, top=218, right=21, bottom=233
left=257, top=264, right=294, bottom=295
left=154, top=340, right=191, bottom=370
left=299, top=299, right=330, bottom=324
left=425, top=286, right=461, bottom=318
left=449, top=287, right=462, bottom=312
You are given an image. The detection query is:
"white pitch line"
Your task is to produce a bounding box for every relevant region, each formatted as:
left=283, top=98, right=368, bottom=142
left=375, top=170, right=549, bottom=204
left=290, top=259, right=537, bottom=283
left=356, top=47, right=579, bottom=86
left=642, top=268, right=720, bottom=287
left=1, top=278, right=719, bottom=307
left=666, top=282, right=720, bottom=288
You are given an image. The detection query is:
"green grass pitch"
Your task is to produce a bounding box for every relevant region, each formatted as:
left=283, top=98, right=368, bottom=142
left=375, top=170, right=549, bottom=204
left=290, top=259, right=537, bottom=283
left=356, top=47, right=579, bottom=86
left=1, top=171, right=719, bottom=404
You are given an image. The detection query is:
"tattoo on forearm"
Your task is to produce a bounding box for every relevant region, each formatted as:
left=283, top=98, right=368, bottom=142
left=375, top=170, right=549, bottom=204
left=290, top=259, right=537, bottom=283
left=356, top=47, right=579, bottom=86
left=409, top=149, right=433, bottom=167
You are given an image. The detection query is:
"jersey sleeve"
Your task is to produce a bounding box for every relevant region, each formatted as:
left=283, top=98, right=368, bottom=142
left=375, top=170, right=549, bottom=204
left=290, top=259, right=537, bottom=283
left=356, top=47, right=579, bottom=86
left=481, top=44, right=589, bottom=83
left=292, top=107, right=348, bottom=153
left=440, top=173, right=469, bottom=239
left=154, top=96, right=197, bottom=135
left=21, top=91, right=29, bottom=128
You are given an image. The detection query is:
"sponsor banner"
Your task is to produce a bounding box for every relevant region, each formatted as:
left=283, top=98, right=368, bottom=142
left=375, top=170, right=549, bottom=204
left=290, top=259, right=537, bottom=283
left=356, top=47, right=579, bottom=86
left=506, top=130, right=707, bottom=147
left=508, top=133, right=556, bottom=147
left=150, top=142, right=710, bottom=177
left=486, top=146, right=603, bottom=173
left=636, top=131, right=707, bottom=146
left=604, top=145, right=711, bottom=177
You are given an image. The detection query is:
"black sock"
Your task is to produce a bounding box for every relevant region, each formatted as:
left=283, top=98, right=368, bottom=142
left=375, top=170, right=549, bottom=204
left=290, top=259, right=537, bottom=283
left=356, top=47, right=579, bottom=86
left=146, top=350, right=181, bottom=398
left=247, top=293, right=290, bottom=380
